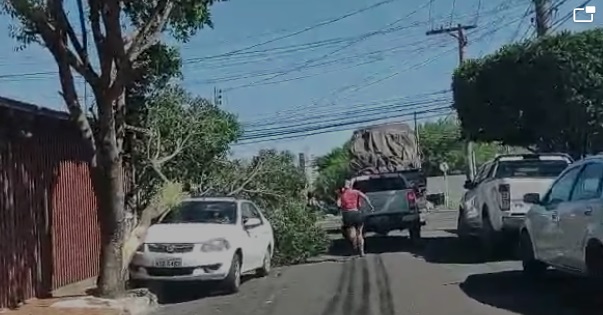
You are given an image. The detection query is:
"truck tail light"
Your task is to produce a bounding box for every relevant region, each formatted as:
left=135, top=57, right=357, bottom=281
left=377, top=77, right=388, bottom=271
left=406, top=190, right=417, bottom=209
left=498, top=184, right=511, bottom=211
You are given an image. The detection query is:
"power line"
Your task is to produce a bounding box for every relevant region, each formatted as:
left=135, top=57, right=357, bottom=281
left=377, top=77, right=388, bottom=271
left=244, top=98, right=451, bottom=135
left=0, top=0, right=528, bottom=83
left=194, top=0, right=400, bottom=59
left=242, top=12, right=531, bottom=127
left=243, top=89, right=451, bottom=127
left=224, top=1, right=433, bottom=92
left=236, top=108, right=452, bottom=144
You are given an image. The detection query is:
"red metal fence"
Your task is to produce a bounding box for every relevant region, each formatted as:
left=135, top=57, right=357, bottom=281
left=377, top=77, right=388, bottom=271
left=0, top=99, right=100, bottom=309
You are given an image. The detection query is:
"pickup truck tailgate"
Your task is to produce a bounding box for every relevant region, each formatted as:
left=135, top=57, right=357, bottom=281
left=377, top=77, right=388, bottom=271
left=500, top=177, right=555, bottom=201
left=362, top=190, right=411, bottom=214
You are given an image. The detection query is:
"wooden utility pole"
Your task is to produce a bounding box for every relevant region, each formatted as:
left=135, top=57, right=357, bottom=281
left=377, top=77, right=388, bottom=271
left=533, top=0, right=552, bottom=37
left=426, top=23, right=477, bottom=181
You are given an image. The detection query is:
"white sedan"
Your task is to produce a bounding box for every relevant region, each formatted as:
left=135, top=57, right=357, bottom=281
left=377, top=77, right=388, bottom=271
left=130, top=197, right=274, bottom=293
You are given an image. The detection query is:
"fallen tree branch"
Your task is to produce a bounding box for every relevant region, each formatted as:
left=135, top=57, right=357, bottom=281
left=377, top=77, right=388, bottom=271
left=228, top=158, right=265, bottom=196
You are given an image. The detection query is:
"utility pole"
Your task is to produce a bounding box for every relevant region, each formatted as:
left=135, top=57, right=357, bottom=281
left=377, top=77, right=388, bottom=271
left=213, top=87, right=223, bottom=106
left=426, top=23, right=477, bottom=181
left=414, top=111, right=422, bottom=164
left=533, top=0, right=552, bottom=37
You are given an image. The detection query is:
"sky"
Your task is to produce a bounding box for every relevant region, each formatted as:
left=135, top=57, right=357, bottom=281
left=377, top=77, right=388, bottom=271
left=0, top=0, right=600, bottom=159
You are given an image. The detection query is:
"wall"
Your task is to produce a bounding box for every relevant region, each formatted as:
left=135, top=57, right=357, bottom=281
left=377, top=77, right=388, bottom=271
left=0, top=98, right=100, bottom=309
left=427, top=174, right=467, bottom=208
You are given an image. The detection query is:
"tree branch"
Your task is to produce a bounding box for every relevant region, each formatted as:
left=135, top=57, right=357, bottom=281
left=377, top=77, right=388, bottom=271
left=228, top=158, right=265, bottom=196
left=126, top=0, right=174, bottom=62
left=12, top=0, right=100, bottom=86
left=10, top=0, right=98, bottom=160
left=241, top=189, right=284, bottom=198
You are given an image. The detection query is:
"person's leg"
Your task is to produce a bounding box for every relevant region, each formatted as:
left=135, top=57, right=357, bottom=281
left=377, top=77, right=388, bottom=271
left=347, top=226, right=358, bottom=251
left=356, top=224, right=365, bottom=256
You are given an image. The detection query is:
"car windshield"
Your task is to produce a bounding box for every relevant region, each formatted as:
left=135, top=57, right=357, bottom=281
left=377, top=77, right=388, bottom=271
left=160, top=201, right=237, bottom=224
left=495, top=160, right=569, bottom=178
left=353, top=176, right=408, bottom=193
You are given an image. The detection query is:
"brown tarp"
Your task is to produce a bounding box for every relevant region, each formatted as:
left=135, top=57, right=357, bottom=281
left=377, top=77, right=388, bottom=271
left=349, top=122, right=421, bottom=175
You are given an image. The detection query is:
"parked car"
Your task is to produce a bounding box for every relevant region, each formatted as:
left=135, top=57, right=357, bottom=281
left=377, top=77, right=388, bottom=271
left=129, top=197, right=274, bottom=293
left=520, top=156, right=603, bottom=278
left=457, top=153, right=572, bottom=257
left=351, top=172, right=424, bottom=241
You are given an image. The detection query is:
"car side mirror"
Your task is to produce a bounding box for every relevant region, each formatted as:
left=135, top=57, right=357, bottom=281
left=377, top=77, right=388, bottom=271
left=463, top=180, right=474, bottom=190
left=243, top=218, right=262, bottom=228
left=523, top=193, right=541, bottom=204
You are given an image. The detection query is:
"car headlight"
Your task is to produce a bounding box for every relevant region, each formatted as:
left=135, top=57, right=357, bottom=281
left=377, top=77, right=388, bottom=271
left=137, top=244, right=145, bottom=253
left=201, top=238, right=230, bottom=252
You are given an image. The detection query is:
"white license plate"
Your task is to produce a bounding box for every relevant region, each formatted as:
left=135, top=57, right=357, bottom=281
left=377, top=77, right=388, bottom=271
left=154, top=258, right=182, bottom=268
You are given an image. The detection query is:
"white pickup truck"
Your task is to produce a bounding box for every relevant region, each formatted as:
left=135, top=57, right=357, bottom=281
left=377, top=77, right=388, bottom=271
left=457, top=153, right=573, bottom=257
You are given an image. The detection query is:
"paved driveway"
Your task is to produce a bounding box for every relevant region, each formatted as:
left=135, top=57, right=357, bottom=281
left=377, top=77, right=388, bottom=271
left=152, top=210, right=603, bottom=315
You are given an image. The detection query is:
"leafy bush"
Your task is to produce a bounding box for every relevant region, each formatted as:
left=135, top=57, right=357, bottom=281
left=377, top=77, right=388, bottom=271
left=263, top=201, right=329, bottom=266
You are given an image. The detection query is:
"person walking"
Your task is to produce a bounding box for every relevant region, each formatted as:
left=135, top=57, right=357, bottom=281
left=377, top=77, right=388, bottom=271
left=337, top=180, right=374, bottom=256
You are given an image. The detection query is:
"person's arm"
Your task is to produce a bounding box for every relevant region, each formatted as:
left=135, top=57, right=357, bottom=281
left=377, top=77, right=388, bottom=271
left=357, top=190, right=374, bottom=211
left=336, top=196, right=342, bottom=208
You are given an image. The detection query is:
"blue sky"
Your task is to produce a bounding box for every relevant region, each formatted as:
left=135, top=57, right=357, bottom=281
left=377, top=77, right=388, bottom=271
left=0, top=0, right=599, bottom=159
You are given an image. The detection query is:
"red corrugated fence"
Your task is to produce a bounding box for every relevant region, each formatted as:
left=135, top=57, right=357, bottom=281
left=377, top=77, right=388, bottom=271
left=0, top=100, right=101, bottom=309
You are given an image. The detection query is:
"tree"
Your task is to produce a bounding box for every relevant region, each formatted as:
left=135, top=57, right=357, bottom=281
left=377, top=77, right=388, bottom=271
left=2, top=0, right=221, bottom=296
left=131, top=86, right=240, bottom=209
left=120, top=86, right=240, bottom=269
left=418, top=118, right=505, bottom=175
left=312, top=146, right=352, bottom=204
left=191, top=149, right=329, bottom=265
left=452, top=29, right=603, bottom=158
left=418, top=118, right=465, bottom=175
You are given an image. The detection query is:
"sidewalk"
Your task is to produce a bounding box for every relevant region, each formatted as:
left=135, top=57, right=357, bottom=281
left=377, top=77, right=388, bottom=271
left=1, top=298, right=121, bottom=315
left=1, top=278, right=148, bottom=315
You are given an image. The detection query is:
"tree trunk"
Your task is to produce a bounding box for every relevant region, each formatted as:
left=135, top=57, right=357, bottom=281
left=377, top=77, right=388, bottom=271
left=94, top=163, right=126, bottom=298
left=93, top=96, right=127, bottom=298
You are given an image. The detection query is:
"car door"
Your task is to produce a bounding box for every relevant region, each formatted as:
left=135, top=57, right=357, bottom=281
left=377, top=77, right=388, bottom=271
left=248, top=203, right=273, bottom=253
left=530, top=165, right=581, bottom=265
left=462, top=162, right=492, bottom=221
left=560, top=162, right=603, bottom=269
left=241, top=202, right=264, bottom=268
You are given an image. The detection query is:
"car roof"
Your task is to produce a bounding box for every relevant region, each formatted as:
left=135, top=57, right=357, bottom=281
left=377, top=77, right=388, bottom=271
left=487, top=153, right=572, bottom=164
left=183, top=196, right=249, bottom=203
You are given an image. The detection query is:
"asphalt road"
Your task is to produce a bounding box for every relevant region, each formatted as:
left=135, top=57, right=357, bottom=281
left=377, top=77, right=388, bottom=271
left=152, top=210, right=603, bottom=315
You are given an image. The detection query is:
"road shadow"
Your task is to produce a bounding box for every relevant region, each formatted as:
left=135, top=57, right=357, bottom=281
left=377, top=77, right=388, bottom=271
left=460, top=270, right=603, bottom=315
left=328, top=234, right=515, bottom=264
left=151, top=275, right=256, bottom=304
left=328, top=235, right=416, bottom=256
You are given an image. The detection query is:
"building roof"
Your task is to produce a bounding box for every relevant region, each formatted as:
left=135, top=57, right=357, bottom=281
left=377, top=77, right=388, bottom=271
left=0, top=96, right=69, bottom=120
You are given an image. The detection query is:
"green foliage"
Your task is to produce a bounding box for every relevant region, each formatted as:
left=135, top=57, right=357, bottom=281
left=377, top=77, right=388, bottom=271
left=123, top=0, right=221, bottom=42
left=263, top=201, right=329, bottom=266
left=418, top=118, right=505, bottom=175
left=453, top=29, right=603, bottom=157
left=418, top=117, right=465, bottom=175
left=220, top=149, right=328, bottom=265
left=133, top=86, right=240, bottom=209
left=312, top=146, right=352, bottom=203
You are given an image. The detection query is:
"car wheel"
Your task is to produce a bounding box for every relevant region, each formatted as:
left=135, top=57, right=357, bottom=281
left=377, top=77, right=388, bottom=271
left=480, top=214, right=497, bottom=259
left=586, top=240, right=603, bottom=278
left=457, top=212, right=467, bottom=237
left=223, top=253, right=242, bottom=293
left=256, top=247, right=272, bottom=277
left=520, top=231, right=547, bottom=278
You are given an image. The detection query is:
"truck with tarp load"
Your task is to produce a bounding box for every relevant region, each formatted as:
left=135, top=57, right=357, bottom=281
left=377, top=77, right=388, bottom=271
left=347, top=122, right=426, bottom=240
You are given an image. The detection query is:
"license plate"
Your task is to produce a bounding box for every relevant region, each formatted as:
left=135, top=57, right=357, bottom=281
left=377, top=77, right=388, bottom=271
left=154, top=258, right=182, bottom=268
